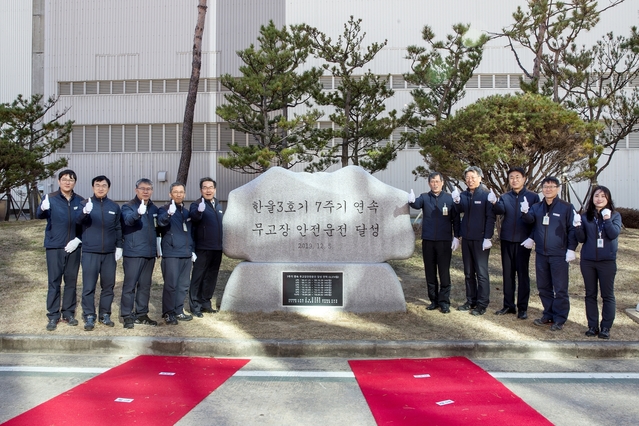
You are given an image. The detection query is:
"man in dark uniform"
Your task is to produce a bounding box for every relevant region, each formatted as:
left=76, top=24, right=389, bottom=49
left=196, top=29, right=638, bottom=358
left=157, top=182, right=195, bottom=325
left=452, top=166, right=496, bottom=316
left=77, top=175, right=122, bottom=331
left=189, top=177, right=224, bottom=317
left=491, top=167, right=539, bottom=320
left=408, top=172, right=460, bottom=313
left=120, top=178, right=160, bottom=329
left=522, top=176, right=578, bottom=331
left=37, top=169, right=84, bottom=331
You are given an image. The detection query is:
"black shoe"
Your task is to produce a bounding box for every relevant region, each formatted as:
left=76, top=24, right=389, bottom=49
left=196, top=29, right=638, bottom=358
left=550, top=323, right=564, bottom=331
left=100, top=314, right=115, bottom=327
left=533, top=318, right=553, bottom=327
left=517, top=311, right=528, bottom=320
left=191, top=310, right=203, bottom=318
left=495, top=307, right=517, bottom=315
left=598, top=327, right=611, bottom=340
left=46, top=318, right=58, bottom=331
left=585, top=327, right=599, bottom=337
left=164, top=314, right=178, bottom=325
left=123, top=317, right=135, bottom=329
left=176, top=313, right=193, bottom=321
left=135, top=314, right=158, bottom=326
left=62, top=316, right=79, bottom=326
left=201, top=307, right=217, bottom=313
left=457, top=302, right=475, bottom=312
left=470, top=307, right=486, bottom=316
left=426, top=303, right=438, bottom=310
left=84, top=315, right=95, bottom=331
left=440, top=305, right=450, bottom=314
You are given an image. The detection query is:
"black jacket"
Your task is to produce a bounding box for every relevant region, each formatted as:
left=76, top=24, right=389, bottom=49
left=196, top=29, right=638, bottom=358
left=410, top=191, right=460, bottom=241
left=454, top=187, right=496, bottom=241
left=189, top=197, right=223, bottom=250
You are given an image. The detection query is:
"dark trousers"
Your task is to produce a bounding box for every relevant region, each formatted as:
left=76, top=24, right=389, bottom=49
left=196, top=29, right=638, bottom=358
left=45, top=248, right=81, bottom=321
left=422, top=240, right=452, bottom=307
left=461, top=239, right=491, bottom=308
left=535, top=254, right=570, bottom=324
left=161, top=257, right=192, bottom=316
left=500, top=240, right=531, bottom=312
left=580, top=259, right=616, bottom=329
left=81, top=252, right=116, bottom=319
left=120, top=256, right=156, bottom=318
left=189, top=249, right=222, bottom=313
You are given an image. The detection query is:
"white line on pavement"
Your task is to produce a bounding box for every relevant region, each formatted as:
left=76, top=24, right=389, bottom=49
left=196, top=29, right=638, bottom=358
left=1, top=367, right=639, bottom=380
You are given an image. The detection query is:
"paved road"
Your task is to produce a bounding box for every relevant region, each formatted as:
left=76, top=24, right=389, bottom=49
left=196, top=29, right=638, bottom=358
left=1, top=355, right=639, bottom=425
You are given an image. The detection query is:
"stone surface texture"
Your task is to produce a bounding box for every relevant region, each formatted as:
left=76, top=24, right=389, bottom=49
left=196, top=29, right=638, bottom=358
left=223, top=166, right=415, bottom=263
left=220, top=262, right=407, bottom=313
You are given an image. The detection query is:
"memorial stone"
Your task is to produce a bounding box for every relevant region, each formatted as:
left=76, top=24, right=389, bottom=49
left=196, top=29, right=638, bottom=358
left=221, top=166, right=415, bottom=313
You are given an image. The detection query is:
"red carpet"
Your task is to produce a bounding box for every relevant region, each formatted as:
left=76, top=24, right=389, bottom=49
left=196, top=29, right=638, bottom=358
left=3, top=355, right=249, bottom=426
left=349, top=357, right=552, bottom=425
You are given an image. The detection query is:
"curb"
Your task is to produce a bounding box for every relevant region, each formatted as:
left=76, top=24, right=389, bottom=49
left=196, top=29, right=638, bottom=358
left=2, top=335, right=639, bottom=358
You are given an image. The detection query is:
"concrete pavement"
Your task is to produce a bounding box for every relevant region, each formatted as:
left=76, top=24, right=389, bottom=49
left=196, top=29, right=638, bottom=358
left=2, top=334, right=639, bottom=358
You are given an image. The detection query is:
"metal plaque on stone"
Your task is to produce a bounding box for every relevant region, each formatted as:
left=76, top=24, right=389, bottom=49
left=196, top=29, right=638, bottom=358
left=282, top=272, right=343, bottom=306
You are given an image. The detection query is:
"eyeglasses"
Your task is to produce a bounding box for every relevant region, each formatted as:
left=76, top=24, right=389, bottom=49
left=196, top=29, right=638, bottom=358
left=137, top=187, right=153, bottom=192
left=60, top=178, right=75, bottom=183
left=542, top=185, right=559, bottom=189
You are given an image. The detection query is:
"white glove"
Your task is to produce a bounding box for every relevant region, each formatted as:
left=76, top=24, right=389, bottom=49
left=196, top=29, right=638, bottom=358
left=572, top=210, right=582, bottom=227
left=452, top=187, right=461, bottom=204
left=168, top=199, right=176, bottom=215
left=198, top=197, right=206, bottom=212
left=138, top=200, right=147, bottom=215
left=156, top=237, right=162, bottom=257
left=601, top=208, right=611, bottom=219
left=408, top=189, right=416, bottom=203
left=115, top=247, right=123, bottom=261
left=520, top=197, right=529, bottom=214
left=451, top=237, right=460, bottom=251
left=83, top=198, right=93, bottom=214
left=192, top=252, right=197, bottom=262
left=482, top=238, right=492, bottom=251
left=41, top=194, right=50, bottom=211
left=565, top=249, right=576, bottom=263
left=487, top=189, right=497, bottom=204
left=520, top=238, right=534, bottom=249
left=64, top=237, right=81, bottom=253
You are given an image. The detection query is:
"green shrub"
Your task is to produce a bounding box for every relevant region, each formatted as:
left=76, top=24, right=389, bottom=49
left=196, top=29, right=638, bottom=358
left=617, top=207, right=639, bottom=229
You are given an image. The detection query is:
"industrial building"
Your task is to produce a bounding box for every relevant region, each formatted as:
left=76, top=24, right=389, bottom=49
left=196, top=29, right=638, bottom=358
left=2, top=0, right=638, bottom=208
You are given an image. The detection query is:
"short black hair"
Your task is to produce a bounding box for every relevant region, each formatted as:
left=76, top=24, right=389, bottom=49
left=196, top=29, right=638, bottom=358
left=92, top=175, right=111, bottom=187
left=541, top=176, right=560, bottom=187
left=199, top=177, right=216, bottom=189
left=507, top=167, right=526, bottom=177
left=428, top=172, right=443, bottom=182
left=58, top=169, right=77, bottom=181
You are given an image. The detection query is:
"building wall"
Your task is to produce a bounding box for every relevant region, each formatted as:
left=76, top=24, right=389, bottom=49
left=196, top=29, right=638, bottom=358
left=7, top=0, right=639, bottom=208
left=0, top=0, right=33, bottom=102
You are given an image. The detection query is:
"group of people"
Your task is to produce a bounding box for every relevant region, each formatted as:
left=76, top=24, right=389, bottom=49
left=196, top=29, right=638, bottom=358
left=409, top=166, right=622, bottom=339
left=38, top=169, right=223, bottom=331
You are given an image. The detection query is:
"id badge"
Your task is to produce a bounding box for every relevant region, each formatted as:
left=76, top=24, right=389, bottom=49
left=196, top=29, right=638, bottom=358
left=597, top=238, right=604, bottom=248
left=442, top=204, right=448, bottom=216
left=182, top=222, right=188, bottom=232
left=153, top=217, right=158, bottom=228
left=542, top=215, right=550, bottom=226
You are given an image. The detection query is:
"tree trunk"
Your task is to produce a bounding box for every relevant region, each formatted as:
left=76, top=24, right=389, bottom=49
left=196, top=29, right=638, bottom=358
left=177, top=0, right=208, bottom=185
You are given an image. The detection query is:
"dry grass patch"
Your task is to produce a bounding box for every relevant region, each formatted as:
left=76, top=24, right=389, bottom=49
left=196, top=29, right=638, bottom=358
left=1, top=220, right=638, bottom=342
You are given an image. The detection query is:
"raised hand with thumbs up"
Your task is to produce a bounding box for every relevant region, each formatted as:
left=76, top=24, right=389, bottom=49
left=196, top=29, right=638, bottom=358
left=83, top=197, right=93, bottom=214
left=137, top=199, right=147, bottom=215
left=41, top=194, right=50, bottom=211
left=198, top=197, right=206, bottom=212
left=520, top=197, right=529, bottom=214
left=487, top=188, right=497, bottom=204
left=168, top=199, right=176, bottom=215
left=451, top=187, right=461, bottom=204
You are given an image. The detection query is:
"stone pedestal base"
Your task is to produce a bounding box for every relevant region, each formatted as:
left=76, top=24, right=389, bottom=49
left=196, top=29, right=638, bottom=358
left=220, top=262, right=407, bottom=313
